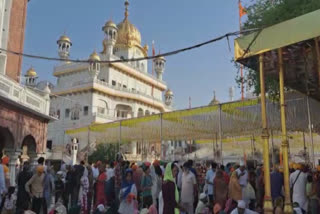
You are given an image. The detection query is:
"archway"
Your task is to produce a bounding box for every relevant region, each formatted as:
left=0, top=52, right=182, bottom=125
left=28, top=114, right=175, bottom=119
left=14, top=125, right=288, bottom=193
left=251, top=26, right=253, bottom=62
left=21, top=135, right=37, bottom=162
left=115, top=104, right=133, bottom=119
left=0, top=127, right=14, bottom=152
left=137, top=108, right=144, bottom=117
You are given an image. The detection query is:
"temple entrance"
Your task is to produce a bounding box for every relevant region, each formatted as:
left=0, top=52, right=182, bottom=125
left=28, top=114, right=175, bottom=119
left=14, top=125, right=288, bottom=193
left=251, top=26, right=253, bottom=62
left=0, top=127, right=14, bottom=152
left=21, top=135, right=37, bottom=162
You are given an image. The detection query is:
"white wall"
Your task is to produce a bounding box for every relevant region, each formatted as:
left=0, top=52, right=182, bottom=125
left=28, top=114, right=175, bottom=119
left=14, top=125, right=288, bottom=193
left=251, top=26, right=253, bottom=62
left=48, top=92, right=93, bottom=147
left=56, top=70, right=91, bottom=90
left=0, top=0, right=12, bottom=75
left=114, top=46, right=148, bottom=74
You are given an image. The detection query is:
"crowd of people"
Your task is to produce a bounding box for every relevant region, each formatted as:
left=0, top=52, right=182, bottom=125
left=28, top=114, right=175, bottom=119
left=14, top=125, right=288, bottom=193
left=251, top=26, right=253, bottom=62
left=0, top=153, right=318, bottom=214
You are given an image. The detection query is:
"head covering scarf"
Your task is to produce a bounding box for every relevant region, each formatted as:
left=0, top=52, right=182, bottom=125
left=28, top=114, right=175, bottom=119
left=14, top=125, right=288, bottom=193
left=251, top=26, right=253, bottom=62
left=2, top=156, right=9, bottom=165
left=213, top=203, right=222, bottom=214
left=121, top=169, right=134, bottom=200
left=164, top=162, right=179, bottom=214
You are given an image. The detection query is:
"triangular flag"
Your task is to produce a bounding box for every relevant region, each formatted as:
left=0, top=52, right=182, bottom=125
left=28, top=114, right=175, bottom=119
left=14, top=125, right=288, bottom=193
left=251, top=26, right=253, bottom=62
left=239, top=1, right=247, bottom=18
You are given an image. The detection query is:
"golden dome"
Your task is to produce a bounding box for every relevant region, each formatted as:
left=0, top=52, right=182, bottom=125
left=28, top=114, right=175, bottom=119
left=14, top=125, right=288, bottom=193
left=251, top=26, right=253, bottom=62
left=116, top=1, right=141, bottom=48
left=26, top=67, right=37, bottom=77
left=57, top=35, right=72, bottom=44
left=103, top=20, right=117, bottom=30
left=165, top=89, right=173, bottom=96
left=89, top=51, right=101, bottom=61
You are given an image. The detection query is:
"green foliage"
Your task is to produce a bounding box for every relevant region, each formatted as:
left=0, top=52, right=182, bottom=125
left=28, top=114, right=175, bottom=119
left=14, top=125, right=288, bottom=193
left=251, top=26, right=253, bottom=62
left=243, top=0, right=320, bottom=30
left=236, top=0, right=320, bottom=99
left=88, top=143, right=117, bottom=164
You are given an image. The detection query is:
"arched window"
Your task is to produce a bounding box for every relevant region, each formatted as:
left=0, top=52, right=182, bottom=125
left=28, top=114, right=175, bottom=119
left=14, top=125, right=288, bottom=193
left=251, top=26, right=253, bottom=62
left=137, top=108, right=144, bottom=117
left=97, top=99, right=109, bottom=115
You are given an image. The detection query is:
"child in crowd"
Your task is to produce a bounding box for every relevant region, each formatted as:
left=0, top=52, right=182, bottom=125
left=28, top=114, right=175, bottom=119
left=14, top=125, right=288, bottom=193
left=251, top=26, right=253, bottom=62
left=2, top=186, right=16, bottom=214
left=195, top=193, right=209, bottom=214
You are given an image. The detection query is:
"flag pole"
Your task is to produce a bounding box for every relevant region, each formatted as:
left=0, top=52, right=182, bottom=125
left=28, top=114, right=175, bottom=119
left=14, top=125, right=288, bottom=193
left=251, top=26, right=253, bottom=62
left=239, top=0, right=244, bottom=101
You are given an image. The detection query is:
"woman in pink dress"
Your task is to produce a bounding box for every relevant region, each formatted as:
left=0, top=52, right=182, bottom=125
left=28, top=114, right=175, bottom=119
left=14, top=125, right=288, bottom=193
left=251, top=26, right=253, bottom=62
left=95, top=165, right=107, bottom=208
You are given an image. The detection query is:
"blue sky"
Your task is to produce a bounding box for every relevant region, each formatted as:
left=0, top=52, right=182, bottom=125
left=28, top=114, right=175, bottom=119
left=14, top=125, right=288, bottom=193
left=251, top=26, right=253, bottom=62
left=22, top=0, right=246, bottom=109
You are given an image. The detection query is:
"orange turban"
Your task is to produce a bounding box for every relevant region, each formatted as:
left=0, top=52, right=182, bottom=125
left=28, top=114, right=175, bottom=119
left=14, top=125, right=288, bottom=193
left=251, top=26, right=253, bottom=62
left=37, top=165, right=44, bottom=173
left=131, top=165, right=138, bottom=170
left=153, top=160, right=160, bottom=166
left=317, top=165, right=320, bottom=172
left=2, top=156, right=9, bottom=165
left=289, top=162, right=295, bottom=169
left=127, top=193, right=135, bottom=203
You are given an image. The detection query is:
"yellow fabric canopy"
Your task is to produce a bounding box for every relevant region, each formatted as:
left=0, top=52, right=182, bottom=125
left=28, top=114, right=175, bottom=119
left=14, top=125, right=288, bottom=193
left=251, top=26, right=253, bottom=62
left=235, top=9, right=320, bottom=61
left=66, top=93, right=320, bottom=144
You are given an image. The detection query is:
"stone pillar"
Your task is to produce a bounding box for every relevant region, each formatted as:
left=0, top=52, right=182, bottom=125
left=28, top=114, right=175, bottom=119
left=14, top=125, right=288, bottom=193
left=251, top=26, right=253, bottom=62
left=71, top=138, right=78, bottom=165
left=5, top=149, right=22, bottom=186
left=132, top=141, right=137, bottom=155
left=29, top=152, right=41, bottom=170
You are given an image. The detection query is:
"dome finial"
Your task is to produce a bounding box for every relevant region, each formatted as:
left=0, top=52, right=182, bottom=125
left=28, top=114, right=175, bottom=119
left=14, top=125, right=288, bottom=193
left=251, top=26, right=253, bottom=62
left=124, top=0, right=129, bottom=20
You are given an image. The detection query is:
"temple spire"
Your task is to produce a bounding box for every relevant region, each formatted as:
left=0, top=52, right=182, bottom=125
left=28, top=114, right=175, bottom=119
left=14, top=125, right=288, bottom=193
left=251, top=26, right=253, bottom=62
left=124, top=0, right=129, bottom=20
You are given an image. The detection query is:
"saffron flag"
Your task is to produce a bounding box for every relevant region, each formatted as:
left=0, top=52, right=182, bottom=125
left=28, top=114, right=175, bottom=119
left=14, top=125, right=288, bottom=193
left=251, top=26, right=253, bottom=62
left=239, top=1, right=247, bottom=18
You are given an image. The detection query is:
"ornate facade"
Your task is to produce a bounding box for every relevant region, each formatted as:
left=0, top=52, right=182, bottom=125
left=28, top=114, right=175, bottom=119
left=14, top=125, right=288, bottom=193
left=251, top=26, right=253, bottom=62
left=48, top=1, right=174, bottom=162
left=0, top=0, right=53, bottom=185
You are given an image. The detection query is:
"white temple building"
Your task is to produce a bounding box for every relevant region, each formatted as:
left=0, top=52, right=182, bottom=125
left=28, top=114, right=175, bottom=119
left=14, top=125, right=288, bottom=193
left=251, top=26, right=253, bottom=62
left=47, top=1, right=174, bottom=162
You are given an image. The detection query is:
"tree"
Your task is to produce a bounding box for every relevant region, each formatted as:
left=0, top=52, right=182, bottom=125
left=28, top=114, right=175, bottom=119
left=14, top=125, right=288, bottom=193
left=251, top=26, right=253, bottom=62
left=236, top=0, right=320, bottom=99
left=88, top=143, right=117, bottom=164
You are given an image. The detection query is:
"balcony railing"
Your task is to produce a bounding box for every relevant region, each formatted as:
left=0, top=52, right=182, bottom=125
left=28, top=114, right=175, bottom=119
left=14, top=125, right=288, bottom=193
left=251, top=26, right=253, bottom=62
left=57, top=78, right=164, bottom=103
left=53, top=62, right=89, bottom=74
left=0, top=74, right=49, bottom=115
left=92, top=112, right=116, bottom=121
left=53, top=57, right=166, bottom=85
left=94, top=79, right=163, bottom=102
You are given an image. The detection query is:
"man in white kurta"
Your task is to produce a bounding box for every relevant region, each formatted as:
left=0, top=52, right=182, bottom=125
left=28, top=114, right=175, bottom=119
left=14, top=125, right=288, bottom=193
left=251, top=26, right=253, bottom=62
left=290, top=168, right=308, bottom=211
left=181, top=164, right=197, bottom=214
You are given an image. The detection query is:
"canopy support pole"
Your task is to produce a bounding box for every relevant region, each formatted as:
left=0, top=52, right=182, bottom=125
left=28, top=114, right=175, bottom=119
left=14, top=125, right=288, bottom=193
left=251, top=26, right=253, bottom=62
left=259, top=54, right=273, bottom=214
left=271, top=130, right=275, bottom=168
left=278, top=48, right=293, bottom=214
left=218, top=104, right=223, bottom=164
left=306, top=95, right=315, bottom=167
left=315, top=38, right=320, bottom=87
left=160, top=113, right=163, bottom=160
left=119, top=121, right=122, bottom=154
